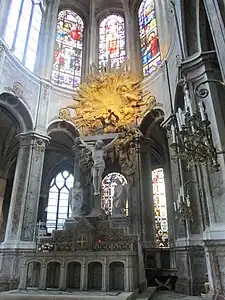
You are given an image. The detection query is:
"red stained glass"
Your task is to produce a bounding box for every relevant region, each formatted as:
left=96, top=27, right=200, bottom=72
left=138, top=0, right=161, bottom=77
left=99, top=15, right=126, bottom=68
left=52, top=10, right=84, bottom=90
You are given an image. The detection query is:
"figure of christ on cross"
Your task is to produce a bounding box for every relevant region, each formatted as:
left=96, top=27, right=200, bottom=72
left=77, top=135, right=119, bottom=196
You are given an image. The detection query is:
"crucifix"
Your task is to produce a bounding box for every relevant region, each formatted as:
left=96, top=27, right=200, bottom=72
left=77, top=236, right=87, bottom=248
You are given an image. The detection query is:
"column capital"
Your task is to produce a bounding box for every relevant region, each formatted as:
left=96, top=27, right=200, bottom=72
left=17, top=132, right=50, bottom=160
left=17, top=131, right=51, bottom=144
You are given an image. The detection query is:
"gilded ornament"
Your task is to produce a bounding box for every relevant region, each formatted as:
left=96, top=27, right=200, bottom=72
left=59, top=63, right=155, bottom=135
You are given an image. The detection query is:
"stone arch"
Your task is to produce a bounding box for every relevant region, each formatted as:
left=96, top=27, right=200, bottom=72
left=87, top=261, right=102, bottom=290
left=140, top=108, right=165, bottom=138
left=46, top=261, right=61, bottom=288
left=109, top=261, right=124, bottom=291
left=47, top=120, right=78, bottom=143
left=66, top=262, right=81, bottom=289
left=0, top=93, right=33, bottom=242
left=96, top=9, right=125, bottom=24
left=0, top=92, right=33, bottom=132
left=38, top=121, right=77, bottom=224
left=26, top=261, right=41, bottom=288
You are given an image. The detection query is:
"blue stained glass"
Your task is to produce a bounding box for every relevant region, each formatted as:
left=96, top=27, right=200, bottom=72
left=138, top=0, right=161, bottom=77
left=99, top=15, right=126, bottom=68
left=52, top=10, right=84, bottom=90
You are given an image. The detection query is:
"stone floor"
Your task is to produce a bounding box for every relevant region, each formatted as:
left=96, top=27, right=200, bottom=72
left=150, top=291, right=202, bottom=300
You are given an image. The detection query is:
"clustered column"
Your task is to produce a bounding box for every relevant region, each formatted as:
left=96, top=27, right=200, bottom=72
left=3, top=132, right=50, bottom=248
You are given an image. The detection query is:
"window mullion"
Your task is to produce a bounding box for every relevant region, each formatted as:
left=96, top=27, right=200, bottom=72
left=12, top=0, right=25, bottom=51
left=23, top=1, right=35, bottom=64
left=55, top=187, right=61, bottom=229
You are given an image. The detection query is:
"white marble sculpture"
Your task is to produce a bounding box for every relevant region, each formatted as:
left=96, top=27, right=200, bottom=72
left=78, top=136, right=118, bottom=196
left=68, top=182, right=83, bottom=217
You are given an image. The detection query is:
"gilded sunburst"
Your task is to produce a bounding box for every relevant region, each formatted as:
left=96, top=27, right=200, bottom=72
left=59, top=63, right=156, bottom=135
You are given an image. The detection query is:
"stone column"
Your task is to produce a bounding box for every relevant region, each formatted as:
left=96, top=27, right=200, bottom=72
left=122, top=0, right=142, bottom=74
left=18, top=262, right=27, bottom=290
left=129, top=144, right=142, bottom=236
left=88, top=0, right=97, bottom=70
left=140, top=140, right=155, bottom=244
left=2, top=132, right=50, bottom=248
left=102, top=258, right=108, bottom=292
left=80, top=259, right=87, bottom=290
left=39, top=264, right=47, bottom=290
left=59, top=263, right=66, bottom=290
left=203, top=0, right=225, bottom=80
left=0, top=177, right=6, bottom=229
left=38, top=0, right=60, bottom=79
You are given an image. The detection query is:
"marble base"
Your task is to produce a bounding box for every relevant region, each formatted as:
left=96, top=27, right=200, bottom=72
left=110, top=216, right=129, bottom=231
left=175, top=245, right=207, bottom=295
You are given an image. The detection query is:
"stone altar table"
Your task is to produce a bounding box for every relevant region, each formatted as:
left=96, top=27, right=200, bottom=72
left=17, top=217, right=147, bottom=294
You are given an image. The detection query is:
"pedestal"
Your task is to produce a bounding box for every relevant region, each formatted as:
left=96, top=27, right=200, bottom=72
left=88, top=195, right=105, bottom=217
left=63, top=217, right=83, bottom=230
left=110, top=216, right=129, bottom=233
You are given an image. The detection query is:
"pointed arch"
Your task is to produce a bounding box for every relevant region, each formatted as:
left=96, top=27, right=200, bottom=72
left=52, top=10, right=84, bottom=90
left=99, top=14, right=126, bottom=68
left=138, top=0, right=161, bottom=77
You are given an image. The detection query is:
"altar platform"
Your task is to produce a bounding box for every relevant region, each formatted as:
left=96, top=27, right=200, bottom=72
left=0, top=289, right=136, bottom=300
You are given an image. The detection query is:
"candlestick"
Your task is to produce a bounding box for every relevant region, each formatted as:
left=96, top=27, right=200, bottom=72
left=176, top=112, right=182, bottom=131
left=171, top=124, right=176, bottom=143
left=198, top=101, right=206, bottom=121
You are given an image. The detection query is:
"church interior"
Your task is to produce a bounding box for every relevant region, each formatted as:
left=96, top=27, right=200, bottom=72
left=0, top=0, right=225, bottom=299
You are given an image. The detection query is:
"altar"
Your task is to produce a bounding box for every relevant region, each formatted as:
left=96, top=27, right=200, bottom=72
left=17, top=217, right=146, bottom=294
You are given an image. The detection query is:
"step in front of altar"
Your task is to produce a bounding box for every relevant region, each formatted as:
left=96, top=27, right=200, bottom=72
left=0, top=290, right=136, bottom=300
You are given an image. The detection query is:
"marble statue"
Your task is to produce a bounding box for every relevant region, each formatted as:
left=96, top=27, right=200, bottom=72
left=68, top=182, right=83, bottom=217
left=77, top=136, right=118, bottom=196
left=112, top=180, right=128, bottom=216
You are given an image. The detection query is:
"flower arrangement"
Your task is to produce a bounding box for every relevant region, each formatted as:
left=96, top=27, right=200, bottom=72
left=38, top=243, right=54, bottom=252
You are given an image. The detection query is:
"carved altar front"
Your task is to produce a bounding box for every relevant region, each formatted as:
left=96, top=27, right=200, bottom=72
left=18, top=217, right=146, bottom=292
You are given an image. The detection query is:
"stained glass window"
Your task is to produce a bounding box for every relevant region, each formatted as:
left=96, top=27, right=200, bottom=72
left=46, top=171, right=74, bottom=233
left=52, top=10, right=84, bottom=90
left=138, top=0, right=161, bottom=77
left=3, top=0, right=43, bottom=71
left=101, top=172, right=128, bottom=216
left=152, top=168, right=169, bottom=248
left=99, top=15, right=126, bottom=68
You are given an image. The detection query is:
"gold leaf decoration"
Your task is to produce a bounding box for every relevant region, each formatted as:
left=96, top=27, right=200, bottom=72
left=59, top=63, right=156, bottom=135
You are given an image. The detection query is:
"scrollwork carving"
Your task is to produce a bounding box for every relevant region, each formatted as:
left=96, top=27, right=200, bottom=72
left=33, top=138, right=48, bottom=161
left=5, top=82, right=24, bottom=99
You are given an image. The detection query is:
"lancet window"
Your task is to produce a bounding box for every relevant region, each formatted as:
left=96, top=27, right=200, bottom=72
left=101, top=172, right=128, bottom=216
left=46, top=171, right=74, bottom=233
left=138, top=0, right=161, bottom=77
left=3, top=0, right=44, bottom=71
left=99, top=15, right=126, bottom=68
left=152, top=168, right=169, bottom=248
left=52, top=10, right=84, bottom=90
